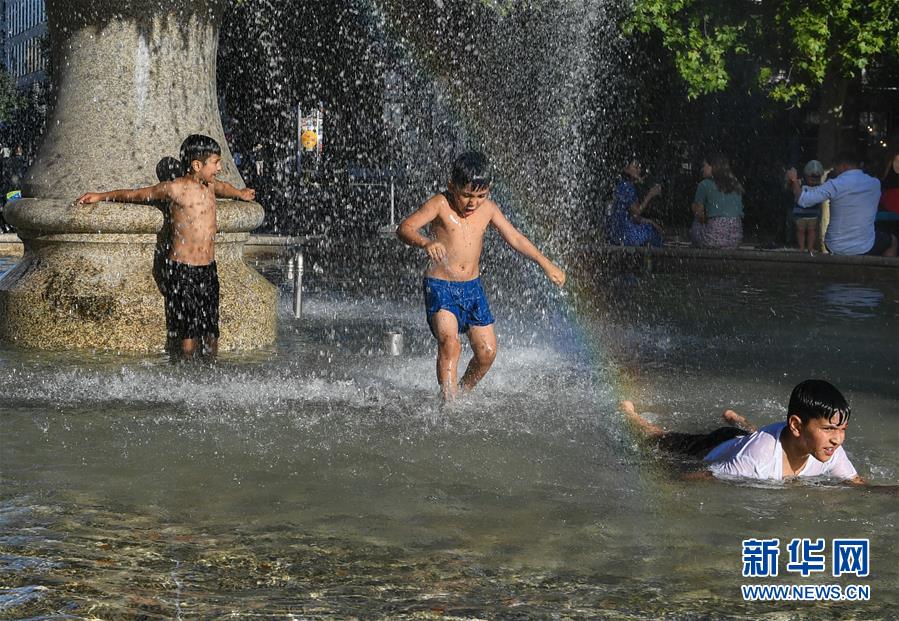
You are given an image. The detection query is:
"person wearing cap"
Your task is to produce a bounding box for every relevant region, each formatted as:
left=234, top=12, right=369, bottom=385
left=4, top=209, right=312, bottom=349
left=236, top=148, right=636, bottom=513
left=787, top=152, right=897, bottom=257
left=790, top=160, right=825, bottom=253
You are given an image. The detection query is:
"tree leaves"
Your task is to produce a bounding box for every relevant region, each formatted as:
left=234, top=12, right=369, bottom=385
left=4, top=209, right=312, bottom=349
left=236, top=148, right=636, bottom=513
left=624, top=0, right=899, bottom=106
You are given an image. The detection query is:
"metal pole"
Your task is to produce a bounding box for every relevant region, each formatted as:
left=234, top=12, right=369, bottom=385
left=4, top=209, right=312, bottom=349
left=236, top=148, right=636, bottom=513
left=389, top=176, right=395, bottom=226
left=295, top=102, right=302, bottom=175
left=292, top=248, right=303, bottom=319
left=384, top=331, right=404, bottom=356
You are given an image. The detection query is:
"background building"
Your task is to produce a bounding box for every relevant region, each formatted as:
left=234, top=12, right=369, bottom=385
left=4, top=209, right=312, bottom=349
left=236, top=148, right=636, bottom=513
left=2, top=0, right=47, bottom=89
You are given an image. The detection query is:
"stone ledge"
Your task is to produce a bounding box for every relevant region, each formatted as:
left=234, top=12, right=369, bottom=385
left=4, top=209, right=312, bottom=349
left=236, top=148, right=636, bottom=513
left=588, top=243, right=899, bottom=280
left=0, top=233, right=23, bottom=257
left=6, top=198, right=263, bottom=236
left=6, top=234, right=898, bottom=277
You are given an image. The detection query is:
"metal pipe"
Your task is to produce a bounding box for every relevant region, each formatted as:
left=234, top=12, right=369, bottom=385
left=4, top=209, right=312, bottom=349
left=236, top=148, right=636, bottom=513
left=384, top=331, right=404, bottom=356
left=292, top=248, right=303, bottom=319
left=389, top=176, right=395, bottom=226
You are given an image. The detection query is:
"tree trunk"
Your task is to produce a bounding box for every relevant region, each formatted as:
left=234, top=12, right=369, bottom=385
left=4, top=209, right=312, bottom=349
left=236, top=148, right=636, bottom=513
left=816, top=64, right=849, bottom=165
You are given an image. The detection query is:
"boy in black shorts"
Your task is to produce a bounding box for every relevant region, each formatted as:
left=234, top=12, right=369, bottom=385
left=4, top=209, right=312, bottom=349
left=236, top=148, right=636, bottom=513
left=77, top=135, right=255, bottom=358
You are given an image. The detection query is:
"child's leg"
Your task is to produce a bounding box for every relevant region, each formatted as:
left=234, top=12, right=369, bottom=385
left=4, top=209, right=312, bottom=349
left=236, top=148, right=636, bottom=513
left=460, top=324, right=497, bottom=393
left=180, top=338, right=198, bottom=359
left=202, top=335, right=218, bottom=358
left=431, top=310, right=462, bottom=400
left=795, top=219, right=806, bottom=250
left=806, top=224, right=817, bottom=254
left=722, top=409, right=756, bottom=432
left=620, top=400, right=663, bottom=438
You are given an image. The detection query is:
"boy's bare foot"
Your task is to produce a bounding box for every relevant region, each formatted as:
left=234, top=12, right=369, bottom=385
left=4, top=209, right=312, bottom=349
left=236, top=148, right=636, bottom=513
left=439, top=384, right=458, bottom=402
left=722, top=409, right=756, bottom=432
left=620, top=400, right=664, bottom=437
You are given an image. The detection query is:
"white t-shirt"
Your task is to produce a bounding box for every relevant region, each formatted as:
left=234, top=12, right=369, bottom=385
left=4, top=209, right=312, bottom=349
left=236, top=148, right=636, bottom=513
left=703, top=422, right=858, bottom=481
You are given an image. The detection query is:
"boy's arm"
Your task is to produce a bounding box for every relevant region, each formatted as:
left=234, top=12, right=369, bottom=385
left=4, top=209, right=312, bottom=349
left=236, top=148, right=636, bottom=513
left=490, top=207, right=566, bottom=287
left=75, top=182, right=171, bottom=205
left=397, top=198, right=446, bottom=262
left=214, top=180, right=256, bottom=202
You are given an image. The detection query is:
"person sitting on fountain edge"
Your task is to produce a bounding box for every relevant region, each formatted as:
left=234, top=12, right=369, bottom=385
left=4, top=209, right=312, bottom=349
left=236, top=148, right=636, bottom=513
left=397, top=151, right=566, bottom=401
left=621, top=379, right=871, bottom=485
left=75, top=134, right=256, bottom=359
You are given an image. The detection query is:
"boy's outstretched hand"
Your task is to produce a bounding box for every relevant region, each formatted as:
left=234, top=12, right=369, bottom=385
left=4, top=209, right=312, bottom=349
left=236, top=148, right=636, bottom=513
left=74, top=193, right=103, bottom=205
left=544, top=263, right=566, bottom=287
left=238, top=188, right=256, bottom=202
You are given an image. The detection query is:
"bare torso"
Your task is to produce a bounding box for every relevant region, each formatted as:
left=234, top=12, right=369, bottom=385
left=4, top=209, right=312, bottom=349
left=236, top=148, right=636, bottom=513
left=425, top=192, right=495, bottom=281
left=167, top=178, right=218, bottom=265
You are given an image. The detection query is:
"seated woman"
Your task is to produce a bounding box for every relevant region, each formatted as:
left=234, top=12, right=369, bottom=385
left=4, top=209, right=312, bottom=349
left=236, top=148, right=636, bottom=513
left=689, top=154, right=744, bottom=249
left=605, top=158, right=663, bottom=247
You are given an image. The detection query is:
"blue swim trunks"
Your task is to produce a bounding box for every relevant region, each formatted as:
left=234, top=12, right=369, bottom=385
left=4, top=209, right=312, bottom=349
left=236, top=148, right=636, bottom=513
left=423, top=277, right=495, bottom=336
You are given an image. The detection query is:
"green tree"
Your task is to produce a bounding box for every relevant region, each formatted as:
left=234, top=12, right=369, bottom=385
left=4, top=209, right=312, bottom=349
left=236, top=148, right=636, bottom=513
left=625, top=0, right=899, bottom=161
left=0, top=67, right=23, bottom=125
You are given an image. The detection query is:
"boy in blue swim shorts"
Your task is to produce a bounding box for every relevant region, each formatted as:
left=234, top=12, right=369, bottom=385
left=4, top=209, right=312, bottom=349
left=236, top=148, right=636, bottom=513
left=397, top=152, right=566, bottom=400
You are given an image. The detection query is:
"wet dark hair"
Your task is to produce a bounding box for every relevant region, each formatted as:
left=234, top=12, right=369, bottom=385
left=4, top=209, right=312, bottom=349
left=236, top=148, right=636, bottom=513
left=180, top=134, right=221, bottom=174
left=156, top=156, right=182, bottom=182
left=621, top=157, right=641, bottom=180
left=450, top=151, right=492, bottom=190
left=788, top=379, right=851, bottom=425
left=706, top=153, right=744, bottom=195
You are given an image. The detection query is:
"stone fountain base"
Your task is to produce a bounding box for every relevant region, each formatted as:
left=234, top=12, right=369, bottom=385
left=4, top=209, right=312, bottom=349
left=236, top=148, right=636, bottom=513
left=0, top=199, right=276, bottom=352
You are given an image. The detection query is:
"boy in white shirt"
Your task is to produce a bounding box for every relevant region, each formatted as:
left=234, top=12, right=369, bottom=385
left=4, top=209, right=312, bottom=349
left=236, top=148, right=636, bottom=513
left=621, top=379, right=864, bottom=484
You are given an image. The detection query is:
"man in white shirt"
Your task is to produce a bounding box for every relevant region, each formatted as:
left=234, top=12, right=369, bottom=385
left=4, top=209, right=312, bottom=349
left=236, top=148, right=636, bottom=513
left=786, top=152, right=897, bottom=257
left=621, top=379, right=864, bottom=484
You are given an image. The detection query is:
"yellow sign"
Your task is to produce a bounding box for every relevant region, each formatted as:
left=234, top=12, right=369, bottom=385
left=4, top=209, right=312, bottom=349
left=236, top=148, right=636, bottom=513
left=301, top=129, right=319, bottom=151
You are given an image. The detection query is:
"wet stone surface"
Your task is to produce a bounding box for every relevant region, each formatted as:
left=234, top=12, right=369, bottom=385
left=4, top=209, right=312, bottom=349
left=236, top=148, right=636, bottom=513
left=0, top=498, right=797, bottom=620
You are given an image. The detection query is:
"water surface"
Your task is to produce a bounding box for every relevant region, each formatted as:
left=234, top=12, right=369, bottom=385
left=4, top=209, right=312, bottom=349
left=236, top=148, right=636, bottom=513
left=1, top=262, right=897, bottom=618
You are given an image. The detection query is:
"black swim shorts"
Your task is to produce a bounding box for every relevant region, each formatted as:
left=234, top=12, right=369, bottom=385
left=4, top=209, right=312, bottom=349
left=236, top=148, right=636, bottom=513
left=164, top=260, right=220, bottom=340
left=656, top=427, right=749, bottom=459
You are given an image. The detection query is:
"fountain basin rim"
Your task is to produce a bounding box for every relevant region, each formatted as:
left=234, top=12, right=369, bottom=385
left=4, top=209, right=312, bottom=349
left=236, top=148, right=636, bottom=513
left=11, top=232, right=252, bottom=244
left=4, top=198, right=264, bottom=235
